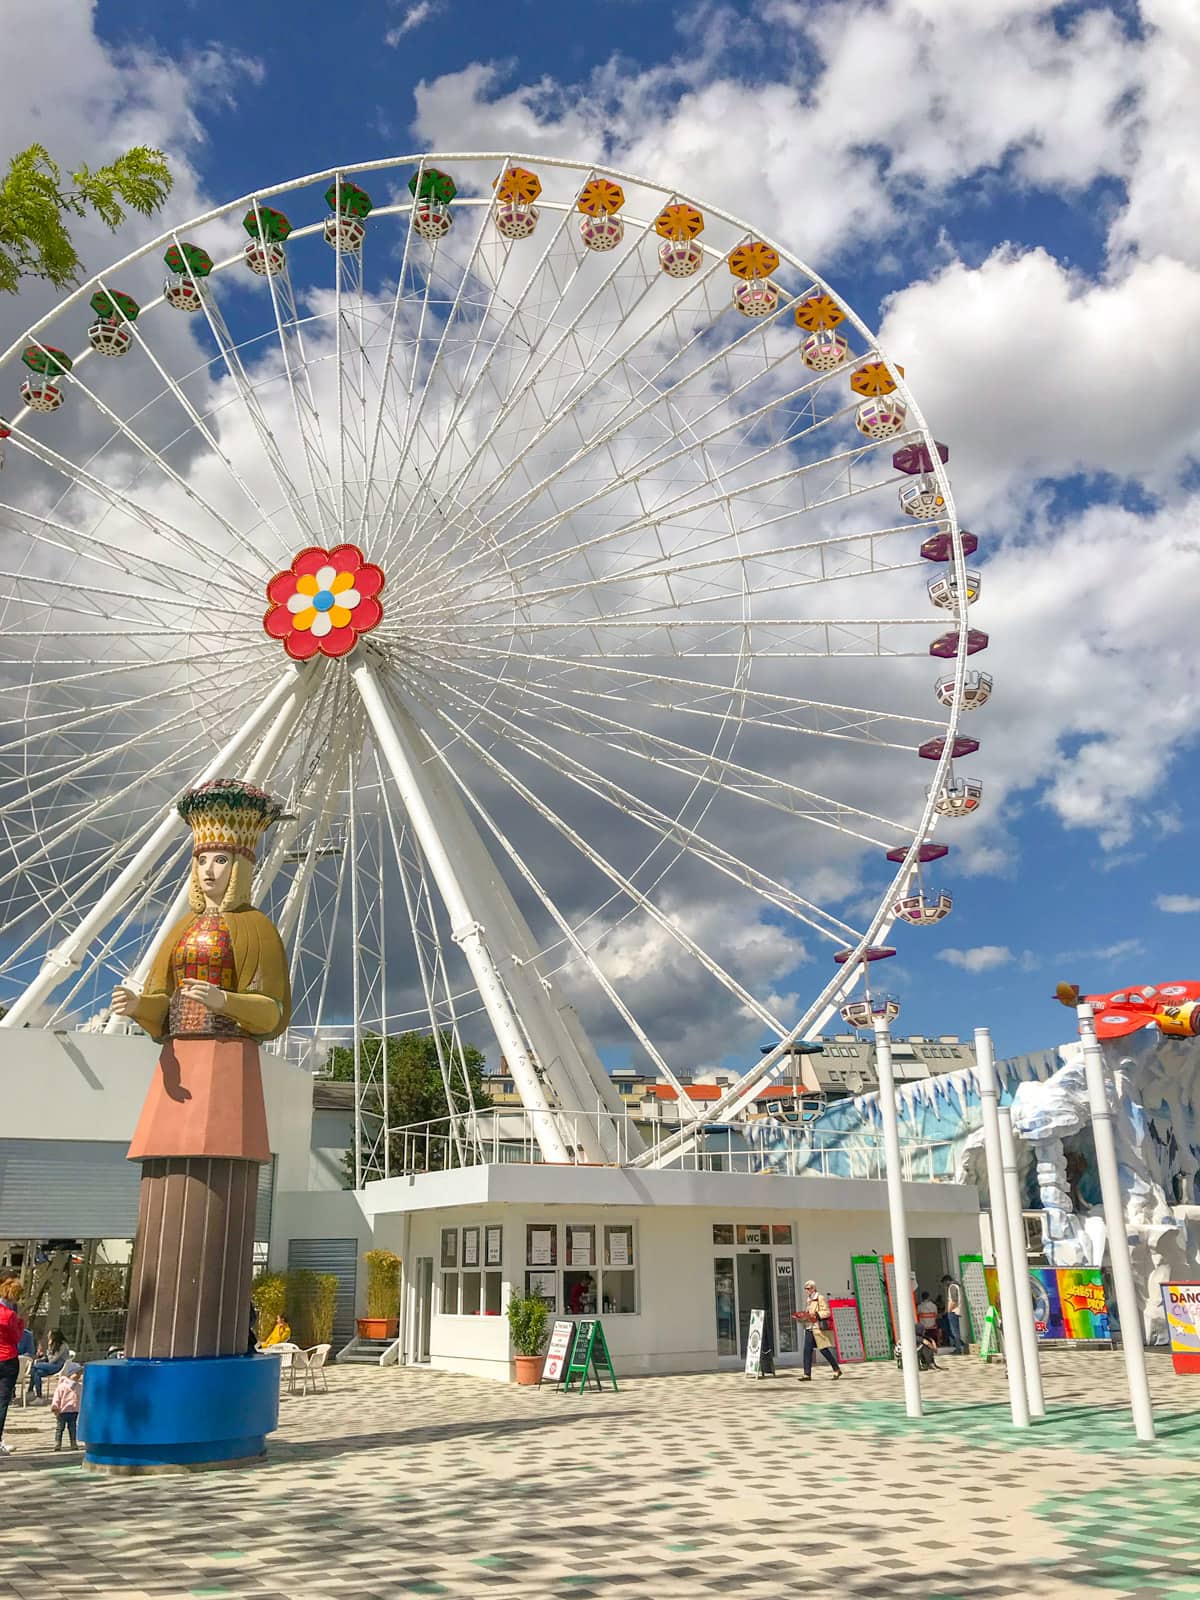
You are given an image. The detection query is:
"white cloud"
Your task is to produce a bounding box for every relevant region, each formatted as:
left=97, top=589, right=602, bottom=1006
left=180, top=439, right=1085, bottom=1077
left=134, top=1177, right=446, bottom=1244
left=1156, top=894, right=1200, bottom=914
left=386, top=2, right=438, bottom=46
left=937, top=945, right=1014, bottom=973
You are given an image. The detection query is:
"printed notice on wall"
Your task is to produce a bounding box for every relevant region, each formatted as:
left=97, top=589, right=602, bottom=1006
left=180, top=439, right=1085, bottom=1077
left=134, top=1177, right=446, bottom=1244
left=463, top=1229, right=479, bottom=1268
left=485, top=1227, right=502, bottom=1266
left=530, top=1228, right=553, bottom=1266
left=571, top=1229, right=593, bottom=1266
left=609, top=1231, right=630, bottom=1266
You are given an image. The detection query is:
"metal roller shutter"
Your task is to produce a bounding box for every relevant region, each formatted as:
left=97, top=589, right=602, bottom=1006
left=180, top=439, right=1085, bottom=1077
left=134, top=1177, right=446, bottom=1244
left=287, top=1237, right=358, bottom=1342
left=0, top=1139, right=276, bottom=1245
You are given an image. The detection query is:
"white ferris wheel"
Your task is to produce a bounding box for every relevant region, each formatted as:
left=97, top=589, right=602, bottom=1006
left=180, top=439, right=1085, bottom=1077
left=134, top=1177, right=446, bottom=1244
left=0, top=153, right=989, bottom=1177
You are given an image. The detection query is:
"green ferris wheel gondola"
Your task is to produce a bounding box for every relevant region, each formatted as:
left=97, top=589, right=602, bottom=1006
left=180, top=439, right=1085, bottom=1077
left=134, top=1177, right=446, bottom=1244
left=325, top=179, right=373, bottom=218
left=21, top=345, right=73, bottom=377
left=242, top=206, right=292, bottom=242
left=89, top=288, right=141, bottom=323
left=408, top=167, right=457, bottom=204
left=164, top=242, right=213, bottom=278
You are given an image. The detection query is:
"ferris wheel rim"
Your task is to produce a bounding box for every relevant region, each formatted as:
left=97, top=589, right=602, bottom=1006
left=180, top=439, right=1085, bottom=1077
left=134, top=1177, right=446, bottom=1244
left=0, top=148, right=980, bottom=1113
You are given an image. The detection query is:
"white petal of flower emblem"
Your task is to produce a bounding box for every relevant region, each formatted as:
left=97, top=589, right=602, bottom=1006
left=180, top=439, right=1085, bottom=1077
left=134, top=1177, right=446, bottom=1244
left=338, top=587, right=361, bottom=610
left=287, top=592, right=311, bottom=614
left=314, top=565, right=337, bottom=589
left=310, top=613, right=333, bottom=637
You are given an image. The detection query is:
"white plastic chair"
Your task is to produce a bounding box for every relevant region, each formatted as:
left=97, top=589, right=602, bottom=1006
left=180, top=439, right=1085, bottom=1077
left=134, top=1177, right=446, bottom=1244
left=297, top=1343, right=331, bottom=1395
left=16, top=1354, right=32, bottom=1407
left=264, top=1341, right=302, bottom=1393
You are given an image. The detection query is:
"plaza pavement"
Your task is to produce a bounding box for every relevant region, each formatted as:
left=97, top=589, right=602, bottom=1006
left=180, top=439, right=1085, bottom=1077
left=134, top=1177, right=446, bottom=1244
left=1, top=1349, right=1199, bottom=1599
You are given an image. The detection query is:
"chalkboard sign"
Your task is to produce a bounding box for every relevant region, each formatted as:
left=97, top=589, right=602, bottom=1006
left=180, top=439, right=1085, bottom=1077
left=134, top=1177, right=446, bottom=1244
left=562, top=1319, right=618, bottom=1393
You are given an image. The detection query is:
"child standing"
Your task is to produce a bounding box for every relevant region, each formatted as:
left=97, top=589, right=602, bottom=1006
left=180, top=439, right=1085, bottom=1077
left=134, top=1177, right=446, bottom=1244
left=50, top=1362, right=82, bottom=1451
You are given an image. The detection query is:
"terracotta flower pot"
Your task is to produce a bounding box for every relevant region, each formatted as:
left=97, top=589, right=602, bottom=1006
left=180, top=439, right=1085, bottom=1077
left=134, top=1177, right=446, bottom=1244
left=357, top=1317, right=399, bottom=1339
left=514, top=1354, right=545, bottom=1386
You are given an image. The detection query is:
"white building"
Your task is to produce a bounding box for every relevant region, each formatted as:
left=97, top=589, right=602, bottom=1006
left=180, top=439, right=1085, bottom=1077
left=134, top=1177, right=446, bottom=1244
left=1, top=1032, right=980, bottom=1377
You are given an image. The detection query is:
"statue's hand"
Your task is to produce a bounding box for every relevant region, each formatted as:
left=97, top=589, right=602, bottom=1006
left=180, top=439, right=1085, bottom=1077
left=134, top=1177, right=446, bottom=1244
left=110, top=985, right=138, bottom=1016
left=179, top=980, right=227, bottom=1013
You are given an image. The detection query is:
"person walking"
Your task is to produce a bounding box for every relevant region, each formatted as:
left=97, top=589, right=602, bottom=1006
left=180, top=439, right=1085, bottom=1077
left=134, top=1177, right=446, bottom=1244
left=941, top=1273, right=967, bottom=1354
left=0, top=1277, right=26, bottom=1456
left=795, top=1279, right=842, bottom=1382
left=50, top=1362, right=83, bottom=1451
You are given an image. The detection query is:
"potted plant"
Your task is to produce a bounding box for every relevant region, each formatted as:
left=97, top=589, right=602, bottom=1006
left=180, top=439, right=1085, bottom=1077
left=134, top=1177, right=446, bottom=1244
left=507, top=1289, right=549, bottom=1384
left=358, top=1249, right=402, bottom=1339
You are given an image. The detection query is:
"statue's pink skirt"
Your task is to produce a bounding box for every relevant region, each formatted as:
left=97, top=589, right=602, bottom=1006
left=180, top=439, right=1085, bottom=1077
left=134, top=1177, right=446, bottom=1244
left=127, top=1037, right=270, bottom=1163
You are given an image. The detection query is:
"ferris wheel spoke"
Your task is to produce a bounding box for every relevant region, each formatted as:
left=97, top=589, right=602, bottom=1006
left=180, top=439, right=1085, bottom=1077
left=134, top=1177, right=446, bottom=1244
left=411, top=687, right=788, bottom=1036
left=407, top=320, right=835, bottom=592
left=382, top=190, right=605, bottom=566
left=433, top=669, right=861, bottom=945
left=423, top=730, right=697, bottom=1103
left=179, top=234, right=335, bottom=550
left=3, top=429, right=261, bottom=597
left=364, top=183, right=504, bottom=562
left=397, top=253, right=811, bottom=583
left=442, top=641, right=941, bottom=747
left=444, top=661, right=914, bottom=843
left=0, top=500, right=236, bottom=606
left=24, top=334, right=279, bottom=583
left=413, top=437, right=902, bottom=615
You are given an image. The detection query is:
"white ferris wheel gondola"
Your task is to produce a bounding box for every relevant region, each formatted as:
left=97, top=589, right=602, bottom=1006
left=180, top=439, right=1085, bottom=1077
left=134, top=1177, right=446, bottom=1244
left=0, top=152, right=988, bottom=1175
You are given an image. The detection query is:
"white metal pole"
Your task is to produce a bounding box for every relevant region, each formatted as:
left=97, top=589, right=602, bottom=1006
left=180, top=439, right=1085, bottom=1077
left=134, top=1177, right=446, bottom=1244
left=975, top=1028, right=1030, bottom=1427
left=998, top=1107, right=1046, bottom=1418
left=350, top=652, right=570, bottom=1164
left=874, top=1014, right=922, bottom=1418
left=1076, top=1003, right=1156, bottom=1442
left=2, top=662, right=311, bottom=1030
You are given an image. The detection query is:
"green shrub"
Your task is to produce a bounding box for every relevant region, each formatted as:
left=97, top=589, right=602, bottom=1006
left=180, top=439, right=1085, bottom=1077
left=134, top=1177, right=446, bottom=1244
left=506, top=1290, right=549, bottom=1357
left=286, top=1269, right=338, bottom=1348
left=251, top=1271, right=287, bottom=1332
left=364, top=1249, right=401, bottom=1319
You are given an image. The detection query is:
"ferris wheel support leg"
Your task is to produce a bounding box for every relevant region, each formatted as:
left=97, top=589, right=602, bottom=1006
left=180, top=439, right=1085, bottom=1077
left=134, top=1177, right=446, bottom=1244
left=2, top=663, right=314, bottom=1032
left=350, top=651, right=571, bottom=1166
left=96, top=663, right=320, bottom=1035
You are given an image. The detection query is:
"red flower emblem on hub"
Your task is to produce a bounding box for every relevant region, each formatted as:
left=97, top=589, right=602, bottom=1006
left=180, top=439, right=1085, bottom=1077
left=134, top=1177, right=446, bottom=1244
left=264, top=544, right=385, bottom=660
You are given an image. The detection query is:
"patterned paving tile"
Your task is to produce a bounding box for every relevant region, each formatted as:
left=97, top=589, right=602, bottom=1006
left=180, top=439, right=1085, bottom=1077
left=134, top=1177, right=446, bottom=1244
left=0, top=1352, right=1194, bottom=1596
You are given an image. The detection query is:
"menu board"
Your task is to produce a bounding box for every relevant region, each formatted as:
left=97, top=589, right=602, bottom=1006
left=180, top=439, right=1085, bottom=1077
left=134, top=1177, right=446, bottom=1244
left=851, top=1255, right=892, bottom=1360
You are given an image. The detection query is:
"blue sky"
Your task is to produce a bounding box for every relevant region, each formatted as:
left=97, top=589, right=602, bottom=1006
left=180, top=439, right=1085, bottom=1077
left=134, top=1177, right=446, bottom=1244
left=3, top=0, right=1197, bottom=1067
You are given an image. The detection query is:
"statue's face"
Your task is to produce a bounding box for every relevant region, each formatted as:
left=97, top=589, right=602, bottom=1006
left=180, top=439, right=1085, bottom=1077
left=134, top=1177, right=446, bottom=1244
left=196, top=849, right=234, bottom=907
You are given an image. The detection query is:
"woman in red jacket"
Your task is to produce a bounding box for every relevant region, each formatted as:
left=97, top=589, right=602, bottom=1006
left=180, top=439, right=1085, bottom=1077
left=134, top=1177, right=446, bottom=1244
left=0, top=1276, right=26, bottom=1455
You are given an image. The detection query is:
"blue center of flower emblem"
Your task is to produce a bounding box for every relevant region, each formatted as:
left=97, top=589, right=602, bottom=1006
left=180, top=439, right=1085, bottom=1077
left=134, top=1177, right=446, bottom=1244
left=312, top=589, right=335, bottom=612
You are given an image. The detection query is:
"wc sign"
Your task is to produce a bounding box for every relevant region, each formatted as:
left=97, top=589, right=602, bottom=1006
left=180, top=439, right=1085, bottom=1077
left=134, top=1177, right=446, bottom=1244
left=1161, top=1283, right=1200, bottom=1374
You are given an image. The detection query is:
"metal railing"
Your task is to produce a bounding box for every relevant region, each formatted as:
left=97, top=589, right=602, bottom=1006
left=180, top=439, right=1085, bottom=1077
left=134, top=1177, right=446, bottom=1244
left=382, top=1106, right=957, bottom=1182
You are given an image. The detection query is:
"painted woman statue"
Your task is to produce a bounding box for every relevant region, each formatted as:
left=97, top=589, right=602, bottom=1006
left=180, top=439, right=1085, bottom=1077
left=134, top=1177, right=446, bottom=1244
left=109, top=778, right=290, bottom=1362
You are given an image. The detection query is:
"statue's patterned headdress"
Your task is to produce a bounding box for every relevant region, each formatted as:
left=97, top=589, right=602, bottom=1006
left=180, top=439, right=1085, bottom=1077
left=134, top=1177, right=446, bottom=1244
left=177, top=779, right=285, bottom=862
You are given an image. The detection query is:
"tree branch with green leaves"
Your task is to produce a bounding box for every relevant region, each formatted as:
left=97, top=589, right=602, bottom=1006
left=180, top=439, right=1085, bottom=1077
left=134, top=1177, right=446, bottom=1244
left=0, top=142, right=173, bottom=295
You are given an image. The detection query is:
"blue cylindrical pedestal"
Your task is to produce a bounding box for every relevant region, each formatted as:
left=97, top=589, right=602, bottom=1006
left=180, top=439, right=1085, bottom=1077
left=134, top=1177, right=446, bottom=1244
left=80, top=1353, right=281, bottom=1474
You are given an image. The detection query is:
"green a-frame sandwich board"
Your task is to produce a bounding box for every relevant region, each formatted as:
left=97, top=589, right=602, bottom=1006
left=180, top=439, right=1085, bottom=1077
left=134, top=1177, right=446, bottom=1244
left=561, top=1318, right=619, bottom=1393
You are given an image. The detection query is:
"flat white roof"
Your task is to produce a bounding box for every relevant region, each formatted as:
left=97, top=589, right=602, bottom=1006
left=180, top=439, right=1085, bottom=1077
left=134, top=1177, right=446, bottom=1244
left=361, top=1162, right=979, bottom=1219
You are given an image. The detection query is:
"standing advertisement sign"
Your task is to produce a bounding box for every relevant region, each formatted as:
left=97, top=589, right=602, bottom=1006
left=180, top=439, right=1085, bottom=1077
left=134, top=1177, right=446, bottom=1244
left=744, top=1309, right=765, bottom=1377
left=543, top=1320, right=576, bottom=1385
left=1161, top=1282, right=1200, bottom=1374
